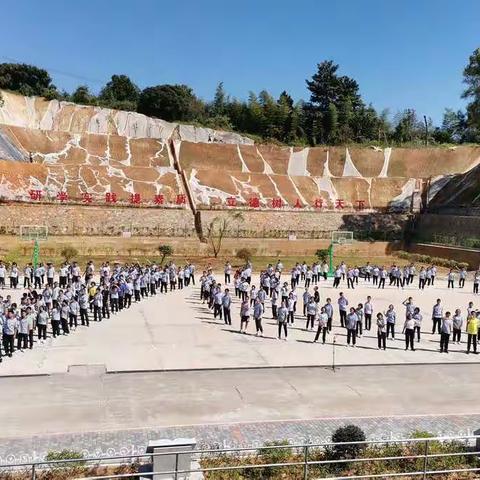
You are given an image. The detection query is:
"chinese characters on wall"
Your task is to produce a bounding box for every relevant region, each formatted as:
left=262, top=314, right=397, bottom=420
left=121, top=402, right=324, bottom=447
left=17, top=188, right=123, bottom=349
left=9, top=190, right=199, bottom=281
left=27, top=189, right=368, bottom=210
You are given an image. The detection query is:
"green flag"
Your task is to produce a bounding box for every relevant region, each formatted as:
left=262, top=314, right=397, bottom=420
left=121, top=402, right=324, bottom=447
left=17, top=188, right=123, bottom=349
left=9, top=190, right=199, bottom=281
left=32, top=239, right=40, bottom=268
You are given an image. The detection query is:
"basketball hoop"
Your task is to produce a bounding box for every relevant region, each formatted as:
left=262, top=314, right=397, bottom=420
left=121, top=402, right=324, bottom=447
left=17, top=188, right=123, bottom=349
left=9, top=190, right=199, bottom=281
left=19, top=225, right=48, bottom=241
left=331, top=231, right=354, bottom=245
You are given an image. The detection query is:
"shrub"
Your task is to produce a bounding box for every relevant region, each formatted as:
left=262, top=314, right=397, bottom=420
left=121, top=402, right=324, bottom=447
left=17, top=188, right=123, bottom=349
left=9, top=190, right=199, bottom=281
left=251, top=441, right=298, bottom=479
left=315, top=248, right=329, bottom=262
left=330, top=425, right=366, bottom=459
left=158, top=244, right=173, bottom=265
left=395, top=251, right=471, bottom=269
left=45, top=449, right=86, bottom=469
left=60, top=246, right=78, bottom=262
left=236, top=248, right=253, bottom=263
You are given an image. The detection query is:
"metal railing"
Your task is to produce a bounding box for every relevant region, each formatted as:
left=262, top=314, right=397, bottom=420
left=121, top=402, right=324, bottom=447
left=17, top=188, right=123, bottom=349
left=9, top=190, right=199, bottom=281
left=0, top=434, right=479, bottom=479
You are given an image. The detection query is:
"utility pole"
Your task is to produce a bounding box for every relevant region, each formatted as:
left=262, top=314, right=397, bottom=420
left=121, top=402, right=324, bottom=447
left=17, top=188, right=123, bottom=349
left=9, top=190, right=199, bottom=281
left=423, top=115, right=429, bottom=146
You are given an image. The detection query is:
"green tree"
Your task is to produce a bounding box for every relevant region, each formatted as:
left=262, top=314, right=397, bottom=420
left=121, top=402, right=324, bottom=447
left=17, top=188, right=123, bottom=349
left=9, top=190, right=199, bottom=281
left=0, top=63, right=57, bottom=97
left=352, top=104, right=381, bottom=143
left=211, top=81, right=228, bottom=116
left=315, top=249, right=329, bottom=262
left=330, top=425, right=366, bottom=459
left=99, top=74, right=140, bottom=110
left=259, top=89, right=279, bottom=138
left=246, top=92, right=265, bottom=134
left=337, top=97, right=354, bottom=143
left=206, top=212, right=244, bottom=258
left=462, top=47, right=480, bottom=137
left=393, top=109, right=423, bottom=143
left=60, top=246, right=79, bottom=263
left=325, top=103, right=339, bottom=143
left=433, top=108, right=467, bottom=143
left=305, top=60, right=367, bottom=144
left=306, top=60, right=362, bottom=112
left=158, top=244, right=173, bottom=265
left=137, top=84, right=204, bottom=122
left=71, top=85, right=96, bottom=105
left=236, top=248, right=253, bottom=263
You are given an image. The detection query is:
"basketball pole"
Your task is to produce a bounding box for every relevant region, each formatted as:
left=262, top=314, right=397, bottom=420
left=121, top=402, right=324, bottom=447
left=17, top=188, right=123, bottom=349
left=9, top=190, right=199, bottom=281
left=32, top=238, right=40, bottom=268
left=328, top=242, right=334, bottom=276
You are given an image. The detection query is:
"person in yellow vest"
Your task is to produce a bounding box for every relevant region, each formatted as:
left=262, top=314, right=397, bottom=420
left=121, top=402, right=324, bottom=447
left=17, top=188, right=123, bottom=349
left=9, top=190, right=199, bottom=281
left=88, top=282, right=97, bottom=312
left=466, top=313, right=478, bottom=354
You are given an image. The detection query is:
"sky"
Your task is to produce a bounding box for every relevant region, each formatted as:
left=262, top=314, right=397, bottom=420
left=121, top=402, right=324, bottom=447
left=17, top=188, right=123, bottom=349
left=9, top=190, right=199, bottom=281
left=2, top=0, right=479, bottom=124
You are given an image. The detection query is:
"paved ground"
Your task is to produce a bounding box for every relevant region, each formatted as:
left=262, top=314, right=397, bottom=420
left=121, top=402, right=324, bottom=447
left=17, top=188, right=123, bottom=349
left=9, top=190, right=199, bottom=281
left=0, top=275, right=479, bottom=375
left=0, top=274, right=479, bottom=462
left=0, top=364, right=479, bottom=462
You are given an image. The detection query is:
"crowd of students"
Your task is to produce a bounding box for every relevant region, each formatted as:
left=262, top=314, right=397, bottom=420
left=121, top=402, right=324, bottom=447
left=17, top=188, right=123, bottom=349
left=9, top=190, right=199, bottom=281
left=201, top=260, right=480, bottom=354
left=0, top=260, right=195, bottom=361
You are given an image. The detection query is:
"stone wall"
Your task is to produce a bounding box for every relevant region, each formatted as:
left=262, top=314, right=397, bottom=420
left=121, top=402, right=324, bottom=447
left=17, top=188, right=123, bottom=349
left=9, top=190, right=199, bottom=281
left=0, top=203, right=195, bottom=236
left=0, top=203, right=410, bottom=239
left=199, top=210, right=409, bottom=239
left=415, top=214, right=480, bottom=239
left=408, top=243, right=480, bottom=269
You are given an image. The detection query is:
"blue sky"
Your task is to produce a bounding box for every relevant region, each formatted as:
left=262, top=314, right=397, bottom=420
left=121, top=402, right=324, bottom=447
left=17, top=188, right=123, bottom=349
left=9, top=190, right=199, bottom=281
left=2, top=0, right=479, bottom=124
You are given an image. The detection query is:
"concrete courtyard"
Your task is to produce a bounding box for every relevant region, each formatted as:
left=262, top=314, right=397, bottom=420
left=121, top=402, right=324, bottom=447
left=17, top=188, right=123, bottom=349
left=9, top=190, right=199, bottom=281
left=0, top=272, right=479, bottom=459
left=0, top=273, right=479, bottom=376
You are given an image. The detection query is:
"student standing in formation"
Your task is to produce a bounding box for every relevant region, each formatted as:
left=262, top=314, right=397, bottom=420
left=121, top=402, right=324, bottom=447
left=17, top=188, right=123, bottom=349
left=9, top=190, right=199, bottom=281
left=17, top=311, right=29, bottom=352
left=324, top=298, right=333, bottom=332
left=253, top=298, right=264, bottom=336
left=23, top=264, right=32, bottom=288
left=26, top=307, right=35, bottom=349
left=10, top=263, right=19, bottom=289
left=3, top=310, right=17, bottom=357
left=321, top=261, right=329, bottom=281
left=224, top=262, right=231, bottom=284
left=271, top=288, right=279, bottom=319
left=378, top=267, right=387, bottom=289
left=313, top=306, right=328, bottom=344
left=364, top=296, right=373, bottom=331
left=376, top=312, right=387, bottom=350
left=440, top=312, right=453, bottom=353
left=338, top=292, right=348, bottom=328
left=447, top=269, right=455, bottom=289
left=37, top=306, right=49, bottom=342
left=345, top=307, right=358, bottom=347
left=473, top=271, right=480, bottom=294
left=213, top=286, right=223, bottom=320
left=333, top=267, right=342, bottom=288
left=303, top=288, right=310, bottom=317
left=222, top=288, right=232, bottom=326
left=413, top=307, right=423, bottom=342
left=385, top=304, right=396, bottom=340
left=432, top=299, right=443, bottom=334
left=305, top=297, right=317, bottom=330
left=51, top=303, right=61, bottom=338
left=466, top=313, right=478, bottom=354
left=403, top=314, right=415, bottom=351
left=347, top=268, right=355, bottom=289
left=356, top=303, right=364, bottom=337
left=364, top=262, right=372, bottom=282
left=402, top=297, right=415, bottom=319
left=418, top=267, right=426, bottom=290
left=277, top=301, right=288, bottom=340
left=459, top=268, right=467, bottom=288
left=287, top=293, right=295, bottom=324
left=239, top=297, right=250, bottom=334
left=452, top=309, right=463, bottom=344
